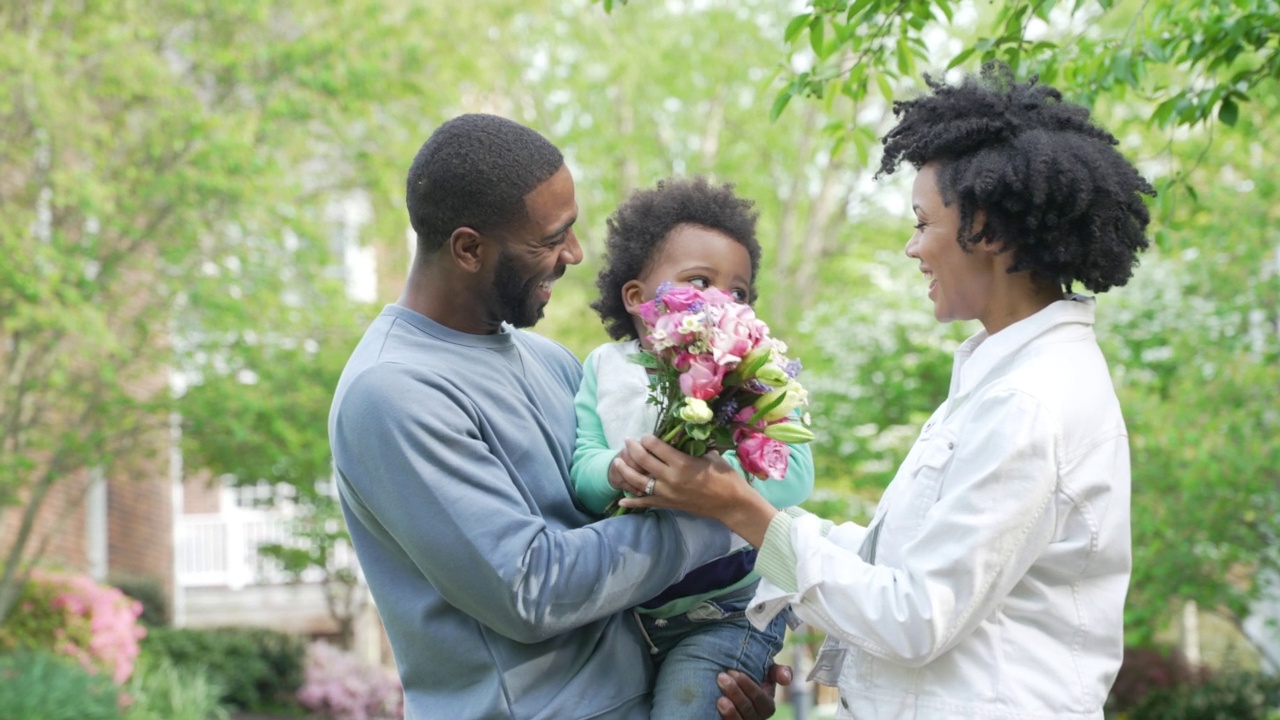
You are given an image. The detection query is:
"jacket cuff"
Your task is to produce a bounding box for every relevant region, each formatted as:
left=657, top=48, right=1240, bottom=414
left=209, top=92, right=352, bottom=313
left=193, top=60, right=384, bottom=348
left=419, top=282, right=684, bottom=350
left=755, top=508, right=804, bottom=593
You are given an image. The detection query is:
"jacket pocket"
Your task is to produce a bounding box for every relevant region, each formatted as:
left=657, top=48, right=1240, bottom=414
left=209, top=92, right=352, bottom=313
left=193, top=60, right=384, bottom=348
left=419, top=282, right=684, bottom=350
left=888, top=430, right=958, bottom=536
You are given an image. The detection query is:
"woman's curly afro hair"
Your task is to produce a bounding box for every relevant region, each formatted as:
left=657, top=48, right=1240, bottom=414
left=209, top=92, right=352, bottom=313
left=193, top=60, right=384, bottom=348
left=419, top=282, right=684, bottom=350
left=592, top=177, right=760, bottom=341
left=877, top=62, right=1156, bottom=293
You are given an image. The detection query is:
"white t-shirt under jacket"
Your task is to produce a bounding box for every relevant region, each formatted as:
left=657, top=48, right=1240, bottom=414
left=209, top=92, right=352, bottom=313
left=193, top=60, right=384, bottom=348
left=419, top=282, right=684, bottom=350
left=750, top=296, right=1131, bottom=719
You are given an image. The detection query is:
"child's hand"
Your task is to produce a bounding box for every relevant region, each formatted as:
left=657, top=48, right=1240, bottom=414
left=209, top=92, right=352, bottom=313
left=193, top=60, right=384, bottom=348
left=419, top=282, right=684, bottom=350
left=607, top=444, right=645, bottom=492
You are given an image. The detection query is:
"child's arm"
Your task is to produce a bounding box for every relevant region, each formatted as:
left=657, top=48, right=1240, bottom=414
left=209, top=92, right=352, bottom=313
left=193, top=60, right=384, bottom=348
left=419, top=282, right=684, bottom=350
left=724, top=437, right=814, bottom=509
left=570, top=350, right=623, bottom=515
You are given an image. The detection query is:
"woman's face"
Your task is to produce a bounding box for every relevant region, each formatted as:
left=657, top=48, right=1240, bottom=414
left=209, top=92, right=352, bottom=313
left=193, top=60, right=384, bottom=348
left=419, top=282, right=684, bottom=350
left=905, top=163, right=998, bottom=326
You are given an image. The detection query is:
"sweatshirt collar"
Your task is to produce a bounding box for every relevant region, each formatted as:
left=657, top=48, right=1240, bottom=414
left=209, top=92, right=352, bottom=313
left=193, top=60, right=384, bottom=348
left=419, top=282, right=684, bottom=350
left=382, top=304, right=517, bottom=350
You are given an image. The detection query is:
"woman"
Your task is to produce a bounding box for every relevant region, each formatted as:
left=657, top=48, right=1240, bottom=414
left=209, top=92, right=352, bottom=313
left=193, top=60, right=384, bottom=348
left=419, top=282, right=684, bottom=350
left=616, top=64, right=1155, bottom=719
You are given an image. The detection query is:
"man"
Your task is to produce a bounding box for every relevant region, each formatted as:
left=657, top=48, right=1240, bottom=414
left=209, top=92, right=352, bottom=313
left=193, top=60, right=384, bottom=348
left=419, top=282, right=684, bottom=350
left=329, top=113, right=786, bottom=719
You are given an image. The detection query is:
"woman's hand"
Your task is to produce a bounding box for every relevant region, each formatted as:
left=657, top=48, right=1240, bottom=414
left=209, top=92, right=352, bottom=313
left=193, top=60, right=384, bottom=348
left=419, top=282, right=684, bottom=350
left=616, top=434, right=780, bottom=547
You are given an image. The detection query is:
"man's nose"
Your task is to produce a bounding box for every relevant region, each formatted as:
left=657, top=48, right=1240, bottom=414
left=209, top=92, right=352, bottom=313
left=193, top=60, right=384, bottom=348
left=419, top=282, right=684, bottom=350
left=561, top=231, right=584, bottom=265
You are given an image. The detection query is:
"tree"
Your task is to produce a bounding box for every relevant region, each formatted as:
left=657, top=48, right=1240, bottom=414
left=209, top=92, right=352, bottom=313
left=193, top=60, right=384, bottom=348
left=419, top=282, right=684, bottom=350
left=0, top=0, right=485, bottom=623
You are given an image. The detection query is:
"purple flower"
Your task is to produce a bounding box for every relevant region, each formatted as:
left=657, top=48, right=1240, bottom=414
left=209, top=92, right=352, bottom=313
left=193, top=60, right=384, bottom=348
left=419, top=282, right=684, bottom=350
left=785, top=359, right=803, bottom=378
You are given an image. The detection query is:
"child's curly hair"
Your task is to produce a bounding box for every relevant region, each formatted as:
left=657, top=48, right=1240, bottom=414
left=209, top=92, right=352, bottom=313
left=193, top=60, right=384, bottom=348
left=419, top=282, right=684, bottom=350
left=877, top=62, right=1156, bottom=293
left=592, top=177, right=761, bottom=340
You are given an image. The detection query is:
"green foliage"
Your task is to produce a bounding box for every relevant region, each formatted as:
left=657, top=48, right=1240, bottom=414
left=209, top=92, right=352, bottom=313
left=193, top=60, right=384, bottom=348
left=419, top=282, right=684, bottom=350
left=111, top=576, right=169, bottom=628
left=0, top=570, right=146, bottom=685
left=1107, top=645, right=1201, bottom=714
left=141, top=627, right=306, bottom=712
left=0, top=649, right=122, bottom=720
left=793, top=249, right=970, bottom=504
left=123, top=655, right=229, bottom=720
left=760, top=0, right=1279, bottom=133
left=1126, top=668, right=1280, bottom=720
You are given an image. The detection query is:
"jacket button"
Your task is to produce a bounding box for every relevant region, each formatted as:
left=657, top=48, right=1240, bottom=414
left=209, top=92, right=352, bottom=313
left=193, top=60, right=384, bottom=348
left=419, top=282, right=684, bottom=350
left=841, top=697, right=849, bottom=710
left=948, top=442, right=955, bottom=450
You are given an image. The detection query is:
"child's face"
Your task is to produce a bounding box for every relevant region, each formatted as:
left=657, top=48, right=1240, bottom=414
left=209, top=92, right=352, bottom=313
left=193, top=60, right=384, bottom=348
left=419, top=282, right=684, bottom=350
left=622, top=223, right=753, bottom=337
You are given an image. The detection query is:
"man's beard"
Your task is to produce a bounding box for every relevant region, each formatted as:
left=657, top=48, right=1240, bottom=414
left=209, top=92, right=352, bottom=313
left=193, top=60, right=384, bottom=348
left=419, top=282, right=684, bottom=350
left=492, top=249, right=546, bottom=329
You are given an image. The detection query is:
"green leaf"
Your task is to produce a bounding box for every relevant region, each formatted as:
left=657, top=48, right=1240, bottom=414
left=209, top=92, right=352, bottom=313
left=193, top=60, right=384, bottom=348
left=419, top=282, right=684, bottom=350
left=686, top=423, right=712, bottom=440
left=1218, top=97, right=1239, bottom=126
left=896, top=34, right=913, bottom=75
left=784, top=13, right=811, bottom=44
left=810, top=19, right=827, bottom=59
left=627, top=351, right=662, bottom=369
left=946, top=46, right=976, bottom=71
left=769, top=87, right=794, bottom=123
left=874, top=72, right=893, bottom=102
left=846, top=0, right=877, bottom=21
left=936, top=0, right=954, bottom=23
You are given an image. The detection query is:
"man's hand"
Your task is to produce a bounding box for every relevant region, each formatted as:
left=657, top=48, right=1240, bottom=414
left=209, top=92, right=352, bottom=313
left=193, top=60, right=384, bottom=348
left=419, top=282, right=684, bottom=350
left=715, top=664, right=794, bottom=720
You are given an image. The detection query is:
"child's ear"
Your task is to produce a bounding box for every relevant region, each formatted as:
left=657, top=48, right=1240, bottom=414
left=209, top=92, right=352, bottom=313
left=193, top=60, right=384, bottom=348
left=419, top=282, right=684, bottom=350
left=621, top=280, right=647, bottom=314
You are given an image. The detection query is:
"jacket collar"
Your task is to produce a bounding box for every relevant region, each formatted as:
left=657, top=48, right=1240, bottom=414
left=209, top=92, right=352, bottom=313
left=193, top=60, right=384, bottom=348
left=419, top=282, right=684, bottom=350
left=948, top=294, right=1097, bottom=400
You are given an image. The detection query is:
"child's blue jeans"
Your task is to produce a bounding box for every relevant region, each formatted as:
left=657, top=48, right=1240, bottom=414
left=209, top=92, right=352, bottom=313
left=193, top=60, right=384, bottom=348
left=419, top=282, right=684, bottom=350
left=636, top=581, right=789, bottom=720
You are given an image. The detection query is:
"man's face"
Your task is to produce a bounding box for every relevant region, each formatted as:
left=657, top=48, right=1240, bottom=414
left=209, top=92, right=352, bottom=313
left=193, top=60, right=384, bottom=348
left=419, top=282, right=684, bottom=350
left=482, top=165, right=582, bottom=329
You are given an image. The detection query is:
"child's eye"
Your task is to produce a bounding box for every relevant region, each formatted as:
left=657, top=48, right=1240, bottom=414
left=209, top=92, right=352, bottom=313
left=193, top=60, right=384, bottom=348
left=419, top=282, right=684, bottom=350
left=731, top=288, right=749, bottom=302
left=688, top=277, right=709, bottom=289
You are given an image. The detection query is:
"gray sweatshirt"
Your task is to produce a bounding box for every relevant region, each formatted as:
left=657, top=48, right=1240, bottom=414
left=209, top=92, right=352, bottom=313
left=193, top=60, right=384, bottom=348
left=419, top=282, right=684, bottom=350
left=329, top=305, right=731, bottom=719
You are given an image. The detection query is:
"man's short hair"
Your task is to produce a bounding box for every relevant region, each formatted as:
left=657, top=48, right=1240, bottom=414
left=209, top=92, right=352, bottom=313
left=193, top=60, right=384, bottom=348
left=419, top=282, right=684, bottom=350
left=406, top=114, right=564, bottom=251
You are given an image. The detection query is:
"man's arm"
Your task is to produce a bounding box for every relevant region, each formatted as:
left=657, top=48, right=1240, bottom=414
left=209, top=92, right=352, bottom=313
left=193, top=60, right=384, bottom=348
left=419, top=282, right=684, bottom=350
left=333, top=364, right=730, bottom=644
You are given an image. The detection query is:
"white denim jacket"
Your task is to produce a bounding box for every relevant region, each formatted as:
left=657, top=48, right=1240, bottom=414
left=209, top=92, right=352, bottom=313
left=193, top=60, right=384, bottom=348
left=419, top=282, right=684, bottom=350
left=750, top=297, right=1131, bottom=719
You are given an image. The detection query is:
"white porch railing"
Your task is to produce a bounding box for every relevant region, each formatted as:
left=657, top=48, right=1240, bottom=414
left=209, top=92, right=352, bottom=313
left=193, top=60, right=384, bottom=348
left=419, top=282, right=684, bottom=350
left=177, top=509, right=358, bottom=589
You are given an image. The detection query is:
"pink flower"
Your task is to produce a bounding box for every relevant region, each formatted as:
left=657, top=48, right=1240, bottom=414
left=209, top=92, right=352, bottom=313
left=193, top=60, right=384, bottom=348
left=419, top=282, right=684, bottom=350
left=657, top=285, right=704, bottom=312
left=709, top=302, right=765, bottom=366
left=636, top=298, right=664, bottom=328
left=679, top=356, right=725, bottom=400
left=736, top=433, right=790, bottom=480
left=17, top=570, right=146, bottom=685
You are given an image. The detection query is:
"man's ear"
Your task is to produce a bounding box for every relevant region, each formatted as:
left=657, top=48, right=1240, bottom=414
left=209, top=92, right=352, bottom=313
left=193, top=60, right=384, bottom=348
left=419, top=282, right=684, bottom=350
left=622, top=279, right=647, bottom=314
left=449, top=227, right=487, bottom=274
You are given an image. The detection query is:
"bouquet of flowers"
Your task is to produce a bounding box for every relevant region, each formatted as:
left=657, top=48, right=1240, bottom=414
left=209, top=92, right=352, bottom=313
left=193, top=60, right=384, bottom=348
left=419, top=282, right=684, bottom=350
left=629, top=283, right=814, bottom=481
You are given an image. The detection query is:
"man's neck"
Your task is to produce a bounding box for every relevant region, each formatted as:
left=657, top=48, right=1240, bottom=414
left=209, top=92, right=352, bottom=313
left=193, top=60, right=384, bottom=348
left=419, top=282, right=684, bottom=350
left=398, top=259, right=496, bottom=335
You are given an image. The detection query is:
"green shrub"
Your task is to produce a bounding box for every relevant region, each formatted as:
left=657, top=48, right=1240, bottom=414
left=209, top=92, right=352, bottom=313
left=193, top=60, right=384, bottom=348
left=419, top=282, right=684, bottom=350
left=110, top=576, right=170, bottom=627
left=0, top=649, right=122, bottom=720
left=1128, top=669, right=1280, bottom=720
left=1106, top=645, right=1201, bottom=713
left=0, top=570, right=147, bottom=684
left=123, top=654, right=229, bottom=720
left=141, top=626, right=306, bottom=711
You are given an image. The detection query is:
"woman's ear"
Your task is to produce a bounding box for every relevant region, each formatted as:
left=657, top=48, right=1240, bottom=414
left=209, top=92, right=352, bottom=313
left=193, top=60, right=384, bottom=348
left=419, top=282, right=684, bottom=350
left=622, top=279, right=647, bottom=314
left=449, top=227, right=487, bottom=274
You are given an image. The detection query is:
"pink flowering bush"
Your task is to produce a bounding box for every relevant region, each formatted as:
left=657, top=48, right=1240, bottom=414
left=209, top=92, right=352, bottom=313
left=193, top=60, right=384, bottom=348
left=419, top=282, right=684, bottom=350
left=297, top=641, right=403, bottom=720
left=0, top=570, right=147, bottom=685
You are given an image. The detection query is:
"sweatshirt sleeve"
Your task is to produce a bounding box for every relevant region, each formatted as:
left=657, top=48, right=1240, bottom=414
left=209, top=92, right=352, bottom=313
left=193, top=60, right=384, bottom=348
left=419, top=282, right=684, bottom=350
left=569, top=348, right=622, bottom=514
left=331, top=361, right=731, bottom=646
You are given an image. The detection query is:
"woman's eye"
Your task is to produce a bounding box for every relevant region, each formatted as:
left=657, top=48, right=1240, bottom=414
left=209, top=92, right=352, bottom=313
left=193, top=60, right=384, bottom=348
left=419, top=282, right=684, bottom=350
left=913, top=221, right=927, bottom=231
